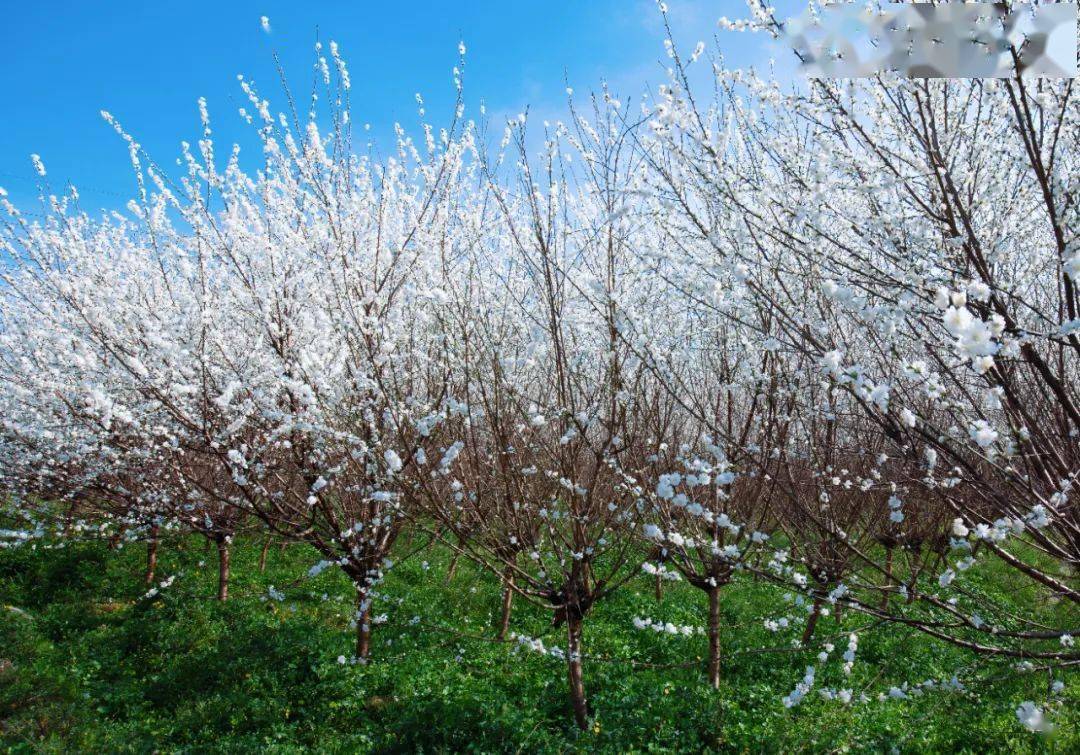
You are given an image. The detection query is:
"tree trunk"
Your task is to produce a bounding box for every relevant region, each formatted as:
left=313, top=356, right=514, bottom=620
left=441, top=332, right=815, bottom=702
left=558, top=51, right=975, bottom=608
left=881, top=547, right=894, bottom=610
left=355, top=584, right=372, bottom=659
left=801, top=597, right=823, bottom=645
left=655, top=571, right=663, bottom=603
left=216, top=538, right=230, bottom=601
left=144, top=524, right=159, bottom=585
left=496, top=567, right=515, bottom=640
left=707, top=585, right=722, bottom=689
left=566, top=614, right=589, bottom=730
left=445, top=550, right=461, bottom=583
left=258, top=537, right=272, bottom=573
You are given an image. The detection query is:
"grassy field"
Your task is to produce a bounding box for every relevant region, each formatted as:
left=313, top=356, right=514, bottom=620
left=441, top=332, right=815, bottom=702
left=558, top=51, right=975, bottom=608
left=0, top=534, right=1076, bottom=753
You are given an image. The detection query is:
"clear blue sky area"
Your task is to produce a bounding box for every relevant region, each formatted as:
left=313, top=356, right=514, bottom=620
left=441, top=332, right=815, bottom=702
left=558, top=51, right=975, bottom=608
left=0, top=0, right=802, bottom=214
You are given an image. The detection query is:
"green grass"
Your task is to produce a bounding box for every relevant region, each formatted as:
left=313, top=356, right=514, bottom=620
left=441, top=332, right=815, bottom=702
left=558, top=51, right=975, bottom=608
left=0, top=535, right=1076, bottom=753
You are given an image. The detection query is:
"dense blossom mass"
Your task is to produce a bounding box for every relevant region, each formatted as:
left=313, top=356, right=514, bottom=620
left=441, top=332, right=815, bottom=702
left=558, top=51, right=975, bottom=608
left=0, top=2, right=1077, bottom=734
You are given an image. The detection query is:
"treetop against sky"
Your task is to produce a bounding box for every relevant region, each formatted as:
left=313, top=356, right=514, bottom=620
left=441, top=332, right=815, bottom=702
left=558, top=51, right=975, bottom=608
left=0, top=0, right=801, bottom=214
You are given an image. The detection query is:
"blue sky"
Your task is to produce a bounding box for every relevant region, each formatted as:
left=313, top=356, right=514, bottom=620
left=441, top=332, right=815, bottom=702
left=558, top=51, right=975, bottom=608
left=0, top=0, right=801, bottom=214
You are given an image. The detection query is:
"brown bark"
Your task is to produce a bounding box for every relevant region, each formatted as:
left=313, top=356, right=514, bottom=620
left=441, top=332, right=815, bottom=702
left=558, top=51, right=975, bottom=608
left=566, top=614, right=589, bottom=730
left=496, top=567, right=515, bottom=640
left=355, top=584, right=372, bottom=659
left=655, top=571, right=663, bottom=603
left=258, top=537, right=272, bottom=573
left=801, top=597, right=823, bottom=645
left=707, top=585, right=722, bottom=689
left=144, top=524, right=159, bottom=585
left=881, top=547, right=894, bottom=610
left=445, top=550, right=461, bottom=583
left=216, top=538, right=230, bottom=601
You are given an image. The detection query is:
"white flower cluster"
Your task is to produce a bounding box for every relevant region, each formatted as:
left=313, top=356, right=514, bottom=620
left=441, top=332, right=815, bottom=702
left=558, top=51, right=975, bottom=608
left=641, top=561, right=682, bottom=582
left=782, top=666, right=816, bottom=708
left=841, top=633, right=858, bottom=675
left=938, top=288, right=1004, bottom=375
left=632, top=616, right=702, bottom=637
left=1016, top=701, right=1053, bottom=733
left=143, top=574, right=176, bottom=600
left=764, top=616, right=793, bottom=633
left=510, top=633, right=567, bottom=661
